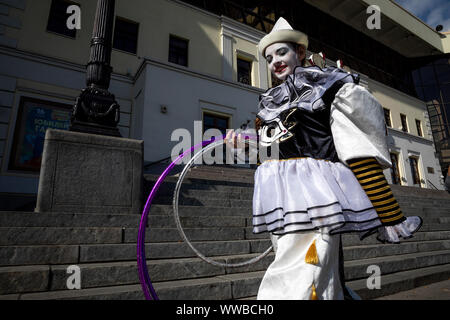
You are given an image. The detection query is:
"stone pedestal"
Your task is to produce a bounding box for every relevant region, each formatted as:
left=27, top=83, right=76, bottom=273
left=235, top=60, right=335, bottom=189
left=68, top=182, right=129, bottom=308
left=36, top=129, right=143, bottom=214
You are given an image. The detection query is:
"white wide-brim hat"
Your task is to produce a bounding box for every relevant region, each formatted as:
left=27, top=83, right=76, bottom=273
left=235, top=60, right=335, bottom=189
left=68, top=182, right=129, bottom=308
left=258, top=17, right=309, bottom=57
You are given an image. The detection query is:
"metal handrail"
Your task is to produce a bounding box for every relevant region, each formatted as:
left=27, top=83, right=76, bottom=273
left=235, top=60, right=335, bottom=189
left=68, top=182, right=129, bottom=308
left=427, top=179, right=439, bottom=190
left=144, top=156, right=172, bottom=169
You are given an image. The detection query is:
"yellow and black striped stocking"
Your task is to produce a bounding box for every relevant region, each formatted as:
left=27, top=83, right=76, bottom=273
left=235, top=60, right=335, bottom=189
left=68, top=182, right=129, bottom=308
left=347, top=158, right=406, bottom=226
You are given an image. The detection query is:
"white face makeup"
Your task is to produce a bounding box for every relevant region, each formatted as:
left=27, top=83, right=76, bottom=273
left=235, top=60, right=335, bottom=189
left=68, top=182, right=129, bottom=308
left=265, top=42, right=303, bottom=81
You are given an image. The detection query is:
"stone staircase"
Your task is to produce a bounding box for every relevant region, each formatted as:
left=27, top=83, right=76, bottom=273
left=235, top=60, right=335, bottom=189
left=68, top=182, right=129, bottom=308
left=1, top=165, right=450, bottom=300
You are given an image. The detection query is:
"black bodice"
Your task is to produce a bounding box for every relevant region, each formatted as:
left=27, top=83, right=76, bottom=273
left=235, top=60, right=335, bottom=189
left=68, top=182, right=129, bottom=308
left=276, top=106, right=339, bottom=162
left=259, top=79, right=347, bottom=162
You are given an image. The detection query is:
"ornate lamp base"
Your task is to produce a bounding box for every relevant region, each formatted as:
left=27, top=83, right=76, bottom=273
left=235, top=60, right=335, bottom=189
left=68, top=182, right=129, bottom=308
left=70, top=120, right=121, bottom=137
left=70, top=86, right=121, bottom=137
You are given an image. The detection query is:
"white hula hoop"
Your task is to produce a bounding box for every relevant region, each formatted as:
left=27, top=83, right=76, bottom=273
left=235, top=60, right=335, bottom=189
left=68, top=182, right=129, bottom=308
left=172, top=138, right=273, bottom=268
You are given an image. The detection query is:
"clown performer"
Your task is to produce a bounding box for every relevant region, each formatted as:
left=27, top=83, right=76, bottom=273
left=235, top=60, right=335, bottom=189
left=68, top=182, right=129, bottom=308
left=225, top=17, right=422, bottom=300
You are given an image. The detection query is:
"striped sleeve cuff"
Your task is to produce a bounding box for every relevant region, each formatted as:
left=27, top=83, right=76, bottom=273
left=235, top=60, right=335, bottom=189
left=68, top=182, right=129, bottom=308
left=348, top=158, right=406, bottom=226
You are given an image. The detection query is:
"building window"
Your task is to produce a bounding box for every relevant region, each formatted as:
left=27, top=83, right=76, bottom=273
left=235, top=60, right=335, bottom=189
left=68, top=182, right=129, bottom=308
left=9, top=97, right=72, bottom=172
left=169, top=35, right=188, bottom=67
left=400, top=114, right=408, bottom=132
left=203, top=112, right=229, bottom=135
left=409, top=157, right=421, bottom=185
left=46, top=0, right=78, bottom=38
left=383, top=108, right=392, bottom=127
left=390, top=153, right=401, bottom=185
left=415, top=119, right=423, bottom=137
left=113, top=17, right=139, bottom=54
left=237, top=57, right=252, bottom=85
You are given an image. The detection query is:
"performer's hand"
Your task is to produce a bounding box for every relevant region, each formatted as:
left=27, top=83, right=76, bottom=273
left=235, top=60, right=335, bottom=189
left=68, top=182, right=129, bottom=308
left=376, top=216, right=422, bottom=244
left=225, top=129, right=245, bottom=149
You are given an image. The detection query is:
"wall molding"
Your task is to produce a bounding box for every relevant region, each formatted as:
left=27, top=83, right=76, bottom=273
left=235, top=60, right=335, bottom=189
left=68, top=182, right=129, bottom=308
left=220, top=15, right=266, bottom=44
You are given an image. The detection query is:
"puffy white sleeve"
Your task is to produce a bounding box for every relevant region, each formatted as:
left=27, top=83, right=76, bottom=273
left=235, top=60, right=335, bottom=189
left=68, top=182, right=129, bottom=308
left=330, top=83, right=392, bottom=169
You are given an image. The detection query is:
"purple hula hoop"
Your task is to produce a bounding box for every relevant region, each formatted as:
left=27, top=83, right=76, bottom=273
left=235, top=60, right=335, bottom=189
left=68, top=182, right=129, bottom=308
left=137, top=133, right=257, bottom=300
left=137, top=138, right=217, bottom=300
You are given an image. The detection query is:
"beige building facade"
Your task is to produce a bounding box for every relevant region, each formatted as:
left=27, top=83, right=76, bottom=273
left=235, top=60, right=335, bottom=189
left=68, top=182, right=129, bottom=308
left=0, top=0, right=448, bottom=201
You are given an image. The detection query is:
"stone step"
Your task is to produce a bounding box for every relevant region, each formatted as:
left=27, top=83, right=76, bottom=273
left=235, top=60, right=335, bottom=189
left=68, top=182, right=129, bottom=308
left=184, top=170, right=255, bottom=181
left=78, top=239, right=272, bottom=263
left=0, top=226, right=248, bottom=246
left=0, top=244, right=80, bottom=266
left=245, top=222, right=450, bottom=234
left=0, top=238, right=271, bottom=266
left=0, top=227, right=123, bottom=246
left=343, top=249, right=450, bottom=281
left=0, top=212, right=247, bottom=228
left=146, top=198, right=449, bottom=218
left=17, top=284, right=146, bottom=300
left=396, top=197, right=450, bottom=207
left=153, top=196, right=253, bottom=208
left=342, top=231, right=450, bottom=247
left=150, top=184, right=450, bottom=204
left=189, top=165, right=256, bottom=175
left=147, top=176, right=450, bottom=200
left=0, top=265, right=50, bottom=295
left=390, top=184, right=450, bottom=198
left=6, top=256, right=450, bottom=300
left=5, top=239, right=450, bottom=295
left=144, top=175, right=254, bottom=191
left=137, top=219, right=450, bottom=243
left=149, top=173, right=449, bottom=197
left=4, top=215, right=449, bottom=247
left=395, top=192, right=450, bottom=201
left=0, top=252, right=276, bottom=295
left=343, top=240, right=450, bottom=261
left=176, top=189, right=254, bottom=200
left=152, top=196, right=450, bottom=216
left=0, top=212, right=141, bottom=228
left=3, top=229, right=450, bottom=267
left=149, top=204, right=448, bottom=219
left=416, top=224, right=450, bottom=232
left=149, top=205, right=252, bottom=217
left=347, top=263, right=450, bottom=300
left=398, top=204, right=450, bottom=212
left=124, top=227, right=247, bottom=243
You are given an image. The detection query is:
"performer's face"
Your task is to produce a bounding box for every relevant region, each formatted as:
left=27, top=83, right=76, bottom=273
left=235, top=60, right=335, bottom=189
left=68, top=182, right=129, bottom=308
left=265, top=42, right=305, bottom=81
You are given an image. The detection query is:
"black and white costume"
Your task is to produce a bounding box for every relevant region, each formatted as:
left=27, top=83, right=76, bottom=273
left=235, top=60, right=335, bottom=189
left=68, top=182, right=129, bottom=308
left=252, top=17, right=421, bottom=300
left=253, top=66, right=408, bottom=299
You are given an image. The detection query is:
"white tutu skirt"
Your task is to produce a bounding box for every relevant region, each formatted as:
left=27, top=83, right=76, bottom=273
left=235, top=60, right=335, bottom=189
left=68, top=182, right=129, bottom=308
left=252, top=158, right=382, bottom=236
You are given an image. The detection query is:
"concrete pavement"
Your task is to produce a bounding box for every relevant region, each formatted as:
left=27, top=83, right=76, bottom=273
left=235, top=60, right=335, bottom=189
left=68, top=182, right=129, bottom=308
left=375, top=278, right=450, bottom=300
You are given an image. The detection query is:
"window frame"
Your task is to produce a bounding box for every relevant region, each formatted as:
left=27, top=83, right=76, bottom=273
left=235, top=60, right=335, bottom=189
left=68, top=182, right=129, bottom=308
left=383, top=108, right=392, bottom=128
left=389, top=152, right=401, bottom=185
left=400, top=113, right=409, bottom=133
left=409, top=156, right=421, bottom=185
left=202, top=110, right=231, bottom=135
left=112, top=16, right=140, bottom=55
left=236, top=55, right=253, bottom=86
left=168, top=34, right=189, bottom=67
left=46, top=0, right=80, bottom=39
left=415, top=119, right=423, bottom=137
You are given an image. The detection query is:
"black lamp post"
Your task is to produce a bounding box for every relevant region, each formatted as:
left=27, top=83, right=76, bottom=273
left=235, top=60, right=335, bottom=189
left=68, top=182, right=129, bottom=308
left=70, top=0, right=121, bottom=137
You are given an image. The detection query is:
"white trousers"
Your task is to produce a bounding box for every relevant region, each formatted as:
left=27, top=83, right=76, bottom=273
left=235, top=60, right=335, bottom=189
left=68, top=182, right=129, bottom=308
left=257, top=231, right=344, bottom=300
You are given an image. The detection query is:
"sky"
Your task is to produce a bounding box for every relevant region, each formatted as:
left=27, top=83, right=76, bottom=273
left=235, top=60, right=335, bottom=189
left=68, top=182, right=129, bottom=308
left=394, top=0, right=450, bottom=32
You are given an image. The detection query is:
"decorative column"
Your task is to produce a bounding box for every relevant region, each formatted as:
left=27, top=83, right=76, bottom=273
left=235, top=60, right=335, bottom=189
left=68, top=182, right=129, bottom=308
left=70, top=0, right=121, bottom=137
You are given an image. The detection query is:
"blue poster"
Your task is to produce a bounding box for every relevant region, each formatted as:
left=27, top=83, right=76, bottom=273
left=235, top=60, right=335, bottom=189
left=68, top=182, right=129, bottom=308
left=11, top=99, right=71, bottom=171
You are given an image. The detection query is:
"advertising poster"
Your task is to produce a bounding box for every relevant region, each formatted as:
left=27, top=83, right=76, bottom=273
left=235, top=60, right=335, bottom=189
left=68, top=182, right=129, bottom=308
left=9, top=97, right=72, bottom=172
